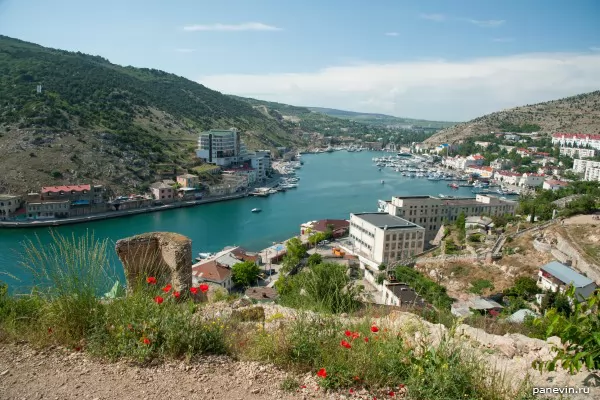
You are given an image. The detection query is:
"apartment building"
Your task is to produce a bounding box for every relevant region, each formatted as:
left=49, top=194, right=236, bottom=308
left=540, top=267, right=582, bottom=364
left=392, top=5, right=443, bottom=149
left=490, top=158, right=513, bottom=170
left=559, top=147, right=596, bottom=159
left=386, top=195, right=517, bottom=244
left=196, top=129, right=247, bottom=167
left=247, top=150, right=271, bottom=181
left=0, top=195, right=22, bottom=220
left=40, top=184, right=104, bottom=204
left=349, top=212, right=425, bottom=265
left=519, top=173, right=545, bottom=188
left=552, top=133, right=600, bottom=150
left=494, top=171, right=522, bottom=185
left=573, top=159, right=600, bottom=182
left=26, top=200, right=70, bottom=219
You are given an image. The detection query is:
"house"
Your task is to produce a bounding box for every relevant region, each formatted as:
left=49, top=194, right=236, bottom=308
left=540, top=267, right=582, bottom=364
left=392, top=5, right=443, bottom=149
left=451, top=296, right=504, bottom=317
left=543, top=180, right=569, bottom=191
left=382, top=283, right=427, bottom=308
left=519, top=173, right=545, bottom=188
left=573, top=159, right=600, bottom=182
left=0, top=194, right=23, bottom=220
left=516, top=148, right=531, bottom=156
left=466, top=154, right=485, bottom=166
left=537, top=261, right=597, bottom=301
left=26, top=200, right=70, bottom=220
left=504, top=133, right=520, bottom=141
left=40, top=184, right=105, bottom=207
left=192, top=260, right=233, bottom=290
left=150, top=182, right=175, bottom=203
left=474, top=141, right=490, bottom=149
left=494, top=171, right=522, bottom=186
left=491, top=158, right=513, bottom=170
left=176, top=174, right=200, bottom=189
left=465, top=216, right=494, bottom=232
left=465, top=165, right=494, bottom=178
left=300, top=219, right=349, bottom=237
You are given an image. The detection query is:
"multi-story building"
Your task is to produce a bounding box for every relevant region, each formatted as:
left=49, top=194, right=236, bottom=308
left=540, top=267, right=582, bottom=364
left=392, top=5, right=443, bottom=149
left=349, top=212, right=425, bottom=265
left=537, top=261, right=596, bottom=301
left=559, top=147, right=595, bottom=158
left=176, top=174, right=200, bottom=189
left=26, top=200, right=70, bottom=219
left=519, top=173, right=545, bottom=188
left=385, top=195, right=517, bottom=244
left=573, top=159, right=600, bottom=182
left=494, top=171, right=522, bottom=185
left=247, top=150, right=271, bottom=181
left=0, top=195, right=22, bottom=220
left=40, top=184, right=100, bottom=202
left=552, top=133, right=600, bottom=150
left=465, top=165, right=494, bottom=178
left=543, top=180, right=569, bottom=191
left=491, top=158, right=513, bottom=170
left=150, top=182, right=175, bottom=203
left=196, top=128, right=247, bottom=167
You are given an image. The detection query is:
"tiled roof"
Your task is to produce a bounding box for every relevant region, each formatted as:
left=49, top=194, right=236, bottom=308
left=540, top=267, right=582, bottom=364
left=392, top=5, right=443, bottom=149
left=553, top=133, right=600, bottom=140
left=312, top=219, right=349, bottom=232
left=41, top=185, right=91, bottom=193
left=192, top=260, right=231, bottom=283
left=544, top=179, right=568, bottom=186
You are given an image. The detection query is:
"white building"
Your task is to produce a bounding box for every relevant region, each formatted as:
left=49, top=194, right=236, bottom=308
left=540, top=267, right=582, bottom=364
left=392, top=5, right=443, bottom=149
left=349, top=212, right=425, bottom=265
left=559, top=147, right=596, bottom=159
left=504, top=133, right=521, bottom=141
left=543, top=180, right=569, bottom=191
left=491, top=158, right=513, bottom=170
left=26, top=200, right=70, bottom=219
left=0, top=194, right=22, bottom=220
left=465, top=165, right=494, bottom=178
left=537, top=261, right=596, bottom=301
left=196, top=128, right=248, bottom=167
left=494, top=171, right=522, bottom=185
left=386, top=195, right=517, bottom=244
left=519, top=173, right=545, bottom=188
left=552, top=133, right=600, bottom=151
left=573, top=159, right=600, bottom=182
left=247, top=150, right=271, bottom=181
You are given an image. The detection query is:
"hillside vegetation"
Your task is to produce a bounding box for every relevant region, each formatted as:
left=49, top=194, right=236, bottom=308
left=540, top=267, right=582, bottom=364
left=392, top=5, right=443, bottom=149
left=425, top=91, right=600, bottom=144
left=308, top=107, right=457, bottom=129
left=0, top=35, right=304, bottom=194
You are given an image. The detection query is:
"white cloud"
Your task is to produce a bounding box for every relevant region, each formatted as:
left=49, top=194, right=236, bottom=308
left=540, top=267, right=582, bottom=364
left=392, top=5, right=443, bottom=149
left=465, top=19, right=505, bottom=27
left=183, top=22, right=281, bottom=32
left=175, top=48, right=196, bottom=53
left=385, top=32, right=399, bottom=37
left=419, top=13, right=446, bottom=22
left=198, top=52, right=600, bottom=121
left=492, top=37, right=514, bottom=43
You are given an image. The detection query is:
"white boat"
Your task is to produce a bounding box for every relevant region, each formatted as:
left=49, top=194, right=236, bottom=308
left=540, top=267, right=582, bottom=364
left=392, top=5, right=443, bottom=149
left=251, top=208, right=262, bottom=213
left=197, top=252, right=214, bottom=259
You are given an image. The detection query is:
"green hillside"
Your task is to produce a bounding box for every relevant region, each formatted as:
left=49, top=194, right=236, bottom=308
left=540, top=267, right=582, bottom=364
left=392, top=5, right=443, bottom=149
left=0, top=35, right=304, bottom=194
left=308, top=107, right=458, bottom=128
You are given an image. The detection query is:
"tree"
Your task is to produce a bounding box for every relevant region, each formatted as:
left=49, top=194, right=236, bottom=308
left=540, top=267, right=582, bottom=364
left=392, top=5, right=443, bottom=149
left=231, top=261, right=261, bottom=288
left=307, top=253, right=322, bottom=266
left=504, top=277, right=541, bottom=300
left=455, top=212, right=466, bottom=242
left=286, top=237, right=307, bottom=259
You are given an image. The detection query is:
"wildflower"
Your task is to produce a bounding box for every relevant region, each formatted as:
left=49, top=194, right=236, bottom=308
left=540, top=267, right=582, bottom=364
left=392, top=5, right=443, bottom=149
left=162, top=284, right=172, bottom=293
left=142, top=337, right=151, bottom=345
left=74, top=346, right=82, bottom=352
left=146, top=276, right=157, bottom=285
left=349, top=388, right=355, bottom=394
left=389, top=391, right=395, bottom=397
left=317, top=368, right=327, bottom=378
left=190, top=287, right=199, bottom=295
left=301, top=385, right=307, bottom=389
left=154, top=295, right=164, bottom=304
left=47, top=327, right=53, bottom=334
left=364, top=337, right=369, bottom=343
left=398, top=384, right=405, bottom=389
left=340, top=340, right=352, bottom=349
left=199, top=283, right=209, bottom=293
left=345, top=330, right=352, bottom=337
left=351, top=331, right=360, bottom=340
left=371, top=325, right=379, bottom=333
left=353, top=376, right=360, bottom=381
left=172, top=291, right=181, bottom=299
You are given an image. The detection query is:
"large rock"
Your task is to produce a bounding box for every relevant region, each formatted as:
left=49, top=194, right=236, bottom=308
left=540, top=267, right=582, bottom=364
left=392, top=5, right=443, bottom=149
left=115, top=232, right=193, bottom=295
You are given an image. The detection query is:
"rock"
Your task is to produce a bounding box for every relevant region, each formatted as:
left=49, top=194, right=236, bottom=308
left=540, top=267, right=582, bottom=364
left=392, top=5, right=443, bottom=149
left=546, top=336, right=562, bottom=348
left=232, top=306, right=265, bottom=323
left=231, top=298, right=253, bottom=309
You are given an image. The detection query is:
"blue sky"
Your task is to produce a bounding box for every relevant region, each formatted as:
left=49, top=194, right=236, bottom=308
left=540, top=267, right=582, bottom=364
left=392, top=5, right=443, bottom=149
left=1, top=0, right=599, bottom=120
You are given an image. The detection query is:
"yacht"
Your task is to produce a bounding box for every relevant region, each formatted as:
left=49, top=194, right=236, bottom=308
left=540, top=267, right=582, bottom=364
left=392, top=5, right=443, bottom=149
left=251, top=208, right=262, bottom=213
left=197, top=252, right=214, bottom=260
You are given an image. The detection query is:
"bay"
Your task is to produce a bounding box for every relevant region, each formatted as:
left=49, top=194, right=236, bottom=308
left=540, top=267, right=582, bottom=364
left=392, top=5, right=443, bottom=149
left=0, top=151, right=475, bottom=291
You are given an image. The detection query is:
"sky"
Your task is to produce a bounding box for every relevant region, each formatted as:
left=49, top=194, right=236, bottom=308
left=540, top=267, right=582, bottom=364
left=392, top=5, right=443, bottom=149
left=1, top=0, right=599, bottom=121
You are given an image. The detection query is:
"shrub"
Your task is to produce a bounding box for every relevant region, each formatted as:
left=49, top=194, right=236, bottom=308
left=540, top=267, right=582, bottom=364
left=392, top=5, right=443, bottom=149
left=395, top=267, right=453, bottom=309
left=469, top=279, right=494, bottom=295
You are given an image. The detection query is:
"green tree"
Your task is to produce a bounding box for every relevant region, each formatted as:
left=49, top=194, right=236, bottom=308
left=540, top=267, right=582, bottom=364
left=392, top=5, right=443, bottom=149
left=504, top=277, right=541, bottom=300
left=469, top=279, right=494, bottom=295
left=455, top=212, right=466, bottom=243
left=231, top=261, right=261, bottom=288
left=286, top=237, right=307, bottom=259
left=307, top=253, right=322, bottom=266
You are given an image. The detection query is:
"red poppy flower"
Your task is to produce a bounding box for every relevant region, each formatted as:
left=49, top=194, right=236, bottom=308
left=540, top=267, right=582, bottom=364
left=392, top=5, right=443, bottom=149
left=340, top=340, right=352, bottom=349
left=389, top=391, right=395, bottom=397
left=370, top=325, right=379, bottom=333
left=190, top=287, right=199, bottom=295
left=146, top=276, right=157, bottom=285
left=364, top=337, right=369, bottom=343
left=349, top=388, right=355, bottom=394
left=172, top=291, right=181, bottom=299
left=142, top=337, right=150, bottom=345
left=199, top=283, right=209, bottom=293
left=351, top=331, right=360, bottom=340
left=398, top=384, right=405, bottom=389
left=301, top=385, right=306, bottom=389
left=162, top=284, right=172, bottom=293
left=345, top=330, right=352, bottom=337
left=353, top=376, right=360, bottom=381
left=74, top=346, right=82, bottom=352
left=154, top=295, right=164, bottom=304
left=317, top=368, right=327, bottom=378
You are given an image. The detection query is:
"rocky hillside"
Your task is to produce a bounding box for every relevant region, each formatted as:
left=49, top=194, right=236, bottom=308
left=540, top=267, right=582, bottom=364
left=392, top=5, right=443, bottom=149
left=425, top=91, right=600, bottom=145
left=0, top=35, right=305, bottom=194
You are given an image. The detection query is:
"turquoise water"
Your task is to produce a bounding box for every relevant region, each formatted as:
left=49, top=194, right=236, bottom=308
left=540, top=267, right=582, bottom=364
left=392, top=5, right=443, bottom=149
left=0, top=151, right=476, bottom=291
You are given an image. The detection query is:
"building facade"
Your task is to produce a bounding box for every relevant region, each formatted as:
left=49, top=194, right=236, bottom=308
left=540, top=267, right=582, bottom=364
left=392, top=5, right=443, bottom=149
left=0, top=195, right=22, bottom=220
left=537, top=261, right=596, bottom=301
left=26, top=200, right=70, bottom=219
left=247, top=150, right=271, bottom=181
left=573, top=159, right=600, bottom=182
left=196, top=129, right=248, bottom=167
left=150, top=182, right=175, bottom=202
left=176, top=174, right=200, bottom=189
left=386, top=195, right=517, bottom=244
left=349, top=212, right=425, bottom=265
left=519, top=173, right=545, bottom=188
left=490, top=158, right=513, bottom=170
left=552, top=133, right=600, bottom=150
left=559, top=147, right=596, bottom=159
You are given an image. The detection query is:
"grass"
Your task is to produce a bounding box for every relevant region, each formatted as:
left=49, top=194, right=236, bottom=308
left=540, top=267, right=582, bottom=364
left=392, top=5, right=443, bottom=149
left=0, top=232, right=538, bottom=399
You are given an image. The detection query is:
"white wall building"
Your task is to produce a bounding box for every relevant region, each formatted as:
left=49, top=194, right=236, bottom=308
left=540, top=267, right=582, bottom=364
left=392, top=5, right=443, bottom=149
left=559, top=147, right=596, bottom=159
left=543, top=180, right=568, bottom=191
left=386, top=195, right=517, bottom=244
left=519, top=173, right=545, bottom=188
left=349, top=212, right=425, bottom=266
left=537, top=261, right=596, bottom=301
left=491, top=158, right=513, bottom=170
left=573, top=159, right=600, bottom=182
left=552, top=133, right=600, bottom=150
left=494, top=171, right=522, bottom=185
left=0, top=195, right=22, bottom=220
left=196, top=128, right=248, bottom=167
left=247, top=150, right=271, bottom=181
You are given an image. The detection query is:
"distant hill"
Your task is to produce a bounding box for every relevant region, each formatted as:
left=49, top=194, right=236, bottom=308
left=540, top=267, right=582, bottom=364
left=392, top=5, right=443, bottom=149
left=308, top=107, right=458, bottom=129
left=0, top=35, right=304, bottom=194
left=425, top=91, right=600, bottom=145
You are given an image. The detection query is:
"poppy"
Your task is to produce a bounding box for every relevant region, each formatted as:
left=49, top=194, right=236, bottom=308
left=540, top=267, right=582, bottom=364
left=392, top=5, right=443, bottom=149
left=353, top=376, right=360, bottom=381
left=162, top=284, right=172, bottom=293
left=317, top=368, right=327, bottom=378
left=364, top=337, right=369, bottom=343
left=351, top=331, right=360, bottom=340
left=398, top=384, right=405, bottom=389
left=142, top=337, right=150, bottom=345
left=340, top=340, right=352, bottom=349
left=371, top=325, right=379, bottom=333
left=190, top=287, right=199, bottom=295
left=146, top=276, right=157, bottom=285
left=199, top=283, right=209, bottom=293
left=301, top=385, right=306, bottom=389
left=389, top=391, right=395, bottom=397
left=344, top=330, right=352, bottom=337
left=74, top=346, right=82, bottom=352
left=47, top=327, right=53, bottom=334
left=154, top=295, right=164, bottom=304
left=172, top=291, right=181, bottom=299
left=349, top=388, right=355, bottom=394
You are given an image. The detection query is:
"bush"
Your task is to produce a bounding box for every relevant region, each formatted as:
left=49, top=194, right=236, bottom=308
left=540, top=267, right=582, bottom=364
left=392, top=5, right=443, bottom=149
left=307, top=253, right=322, bottom=266
left=469, top=279, right=494, bottom=295
left=395, top=267, right=453, bottom=309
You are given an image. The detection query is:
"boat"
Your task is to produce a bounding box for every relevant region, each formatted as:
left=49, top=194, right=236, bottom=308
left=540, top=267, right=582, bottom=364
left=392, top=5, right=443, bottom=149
left=268, top=189, right=278, bottom=194
left=397, top=152, right=412, bottom=157
left=448, top=182, right=459, bottom=189
left=197, top=252, right=214, bottom=259
left=251, top=208, right=262, bottom=213
left=381, top=180, right=385, bottom=184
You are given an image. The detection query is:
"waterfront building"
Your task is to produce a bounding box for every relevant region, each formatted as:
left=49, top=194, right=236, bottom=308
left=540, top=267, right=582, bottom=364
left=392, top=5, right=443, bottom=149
left=196, top=128, right=247, bottom=167
left=192, top=260, right=233, bottom=290
left=573, top=159, right=600, bottom=182
left=552, top=133, right=600, bottom=151
left=543, top=180, right=569, bottom=191
left=491, top=158, right=513, bottom=170
left=349, top=212, right=425, bottom=265
left=0, top=195, right=22, bottom=220
left=40, top=184, right=104, bottom=204
left=26, top=200, right=70, bottom=219
left=537, top=261, right=596, bottom=301
left=494, top=171, right=522, bottom=185
left=385, top=195, right=517, bottom=244
left=247, top=150, right=271, bottom=181
left=176, top=174, right=200, bottom=189
left=150, top=182, right=175, bottom=203
left=465, top=165, right=494, bottom=178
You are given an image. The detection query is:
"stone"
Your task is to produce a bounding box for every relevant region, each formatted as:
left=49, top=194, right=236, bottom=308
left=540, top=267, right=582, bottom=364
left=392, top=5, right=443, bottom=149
left=115, top=232, right=193, bottom=297
left=231, top=297, right=253, bottom=309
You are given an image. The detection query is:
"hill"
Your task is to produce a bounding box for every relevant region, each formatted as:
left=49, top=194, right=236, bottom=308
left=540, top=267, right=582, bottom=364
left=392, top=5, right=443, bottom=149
left=425, top=91, right=600, bottom=145
left=0, top=35, right=305, bottom=194
left=308, top=107, right=457, bottom=129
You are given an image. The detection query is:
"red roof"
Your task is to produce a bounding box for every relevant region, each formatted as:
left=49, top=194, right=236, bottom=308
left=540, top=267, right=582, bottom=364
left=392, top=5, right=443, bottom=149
left=41, top=184, right=91, bottom=194
left=496, top=171, right=521, bottom=177
left=312, top=219, right=349, bottom=232
left=553, top=133, right=600, bottom=140
left=192, top=260, right=231, bottom=283
left=471, top=154, right=485, bottom=160
left=545, top=179, right=568, bottom=186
